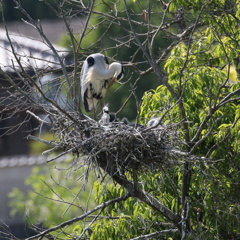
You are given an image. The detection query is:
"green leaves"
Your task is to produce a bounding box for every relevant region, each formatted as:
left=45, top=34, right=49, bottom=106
left=139, top=86, right=171, bottom=123
left=9, top=163, right=97, bottom=237
left=89, top=175, right=180, bottom=239
left=138, top=3, right=240, bottom=237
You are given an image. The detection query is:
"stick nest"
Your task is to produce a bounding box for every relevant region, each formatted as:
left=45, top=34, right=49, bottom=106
left=50, top=112, right=183, bottom=174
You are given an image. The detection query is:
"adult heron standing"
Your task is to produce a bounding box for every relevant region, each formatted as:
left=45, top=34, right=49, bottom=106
left=80, top=53, right=124, bottom=113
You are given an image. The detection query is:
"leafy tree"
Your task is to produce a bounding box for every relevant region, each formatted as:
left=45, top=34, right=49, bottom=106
left=2, top=0, right=240, bottom=239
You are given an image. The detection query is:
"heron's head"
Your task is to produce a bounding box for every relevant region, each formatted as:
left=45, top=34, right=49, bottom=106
left=86, top=53, right=109, bottom=70
left=111, top=62, right=124, bottom=82
left=147, top=118, right=164, bottom=129
left=103, top=106, right=109, bottom=114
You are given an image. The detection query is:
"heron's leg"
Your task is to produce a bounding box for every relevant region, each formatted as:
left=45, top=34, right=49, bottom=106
left=92, top=99, right=97, bottom=120
left=97, top=98, right=105, bottom=117
left=100, top=98, right=105, bottom=109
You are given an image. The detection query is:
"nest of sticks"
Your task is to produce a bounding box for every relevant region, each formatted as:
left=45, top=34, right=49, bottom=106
left=46, top=110, right=185, bottom=176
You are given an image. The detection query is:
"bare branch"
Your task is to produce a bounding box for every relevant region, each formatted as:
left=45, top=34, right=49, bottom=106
left=13, top=0, right=71, bottom=92
left=129, top=229, right=178, bottom=240
left=25, top=194, right=130, bottom=240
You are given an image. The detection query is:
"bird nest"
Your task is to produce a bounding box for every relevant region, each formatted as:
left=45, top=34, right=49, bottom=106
left=50, top=111, right=184, bottom=176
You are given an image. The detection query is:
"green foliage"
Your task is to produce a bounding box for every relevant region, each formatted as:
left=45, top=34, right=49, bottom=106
left=57, top=33, right=80, bottom=50
left=88, top=176, right=180, bottom=240
left=9, top=161, right=97, bottom=237
left=139, top=6, right=240, bottom=238
left=140, top=33, right=240, bottom=156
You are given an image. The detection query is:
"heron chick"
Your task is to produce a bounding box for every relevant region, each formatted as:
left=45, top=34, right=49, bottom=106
left=80, top=53, right=124, bottom=112
left=147, top=118, right=165, bottom=129
left=99, top=106, right=110, bottom=125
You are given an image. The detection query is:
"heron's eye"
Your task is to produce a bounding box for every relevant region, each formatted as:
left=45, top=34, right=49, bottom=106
left=104, top=56, right=109, bottom=65
left=87, top=57, right=95, bottom=67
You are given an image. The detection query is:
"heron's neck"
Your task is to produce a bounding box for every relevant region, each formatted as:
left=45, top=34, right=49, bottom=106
left=109, top=62, right=122, bottom=76
left=90, top=62, right=122, bottom=80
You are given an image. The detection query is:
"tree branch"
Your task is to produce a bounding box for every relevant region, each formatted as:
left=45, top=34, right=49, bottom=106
left=25, top=194, right=130, bottom=240
left=109, top=172, right=181, bottom=229
left=191, top=87, right=240, bottom=144
left=129, top=229, right=178, bottom=240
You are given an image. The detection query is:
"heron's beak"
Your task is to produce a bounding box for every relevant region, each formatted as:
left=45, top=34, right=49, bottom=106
left=107, top=76, right=117, bottom=89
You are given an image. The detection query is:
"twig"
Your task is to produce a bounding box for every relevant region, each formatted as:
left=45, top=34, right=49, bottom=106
left=26, top=110, right=50, bottom=125
left=13, top=0, right=71, bottom=91
left=27, top=135, right=56, bottom=146
left=47, top=136, right=95, bottom=163
left=129, top=229, right=178, bottom=240
left=25, top=194, right=130, bottom=240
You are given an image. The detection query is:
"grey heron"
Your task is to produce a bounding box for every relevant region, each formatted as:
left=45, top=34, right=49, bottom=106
left=80, top=53, right=124, bottom=113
